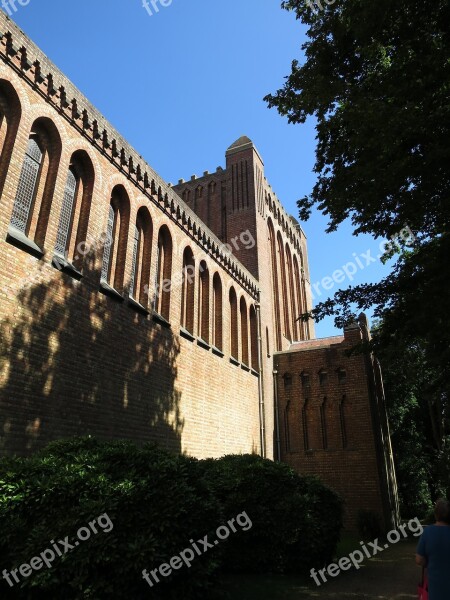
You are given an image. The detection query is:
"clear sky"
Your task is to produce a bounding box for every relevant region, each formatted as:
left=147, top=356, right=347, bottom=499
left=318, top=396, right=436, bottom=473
left=3, top=0, right=395, bottom=337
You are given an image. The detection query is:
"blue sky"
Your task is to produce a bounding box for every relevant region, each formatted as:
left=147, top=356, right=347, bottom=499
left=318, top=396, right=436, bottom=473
left=4, top=0, right=395, bottom=337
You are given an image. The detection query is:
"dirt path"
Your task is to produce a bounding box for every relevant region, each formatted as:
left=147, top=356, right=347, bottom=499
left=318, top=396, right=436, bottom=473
left=294, top=538, right=419, bottom=600
left=227, top=539, right=420, bottom=600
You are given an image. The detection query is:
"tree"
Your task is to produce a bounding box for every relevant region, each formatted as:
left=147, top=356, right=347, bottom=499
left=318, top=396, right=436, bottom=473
left=265, top=0, right=450, bottom=404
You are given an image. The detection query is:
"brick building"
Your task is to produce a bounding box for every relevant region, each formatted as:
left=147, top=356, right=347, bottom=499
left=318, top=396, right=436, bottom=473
left=0, top=13, right=398, bottom=531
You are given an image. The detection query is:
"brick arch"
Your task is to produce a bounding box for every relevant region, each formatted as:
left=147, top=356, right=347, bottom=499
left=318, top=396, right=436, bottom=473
left=277, top=231, right=291, bottom=341
left=212, top=271, right=223, bottom=351
left=0, top=79, right=21, bottom=201
left=249, top=304, right=258, bottom=371
left=181, top=245, right=195, bottom=334
left=229, top=286, right=239, bottom=360
left=54, top=149, right=95, bottom=272
left=267, top=218, right=281, bottom=350
left=9, top=116, right=62, bottom=250
left=240, top=295, right=249, bottom=366
left=101, top=184, right=131, bottom=292
left=154, top=224, right=173, bottom=321
left=129, top=206, right=153, bottom=307
left=198, top=259, right=210, bottom=342
left=293, top=254, right=304, bottom=340
left=285, top=243, right=297, bottom=341
left=62, top=137, right=104, bottom=193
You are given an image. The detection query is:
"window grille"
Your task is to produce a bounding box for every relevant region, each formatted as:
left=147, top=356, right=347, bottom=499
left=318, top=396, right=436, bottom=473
left=54, top=168, right=77, bottom=256
left=101, top=204, right=115, bottom=282
left=129, top=225, right=140, bottom=298
left=10, top=138, right=42, bottom=232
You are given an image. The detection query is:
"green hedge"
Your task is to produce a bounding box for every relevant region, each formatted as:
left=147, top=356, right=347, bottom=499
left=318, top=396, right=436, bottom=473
left=0, top=438, right=343, bottom=598
left=0, top=438, right=221, bottom=599
left=198, top=454, right=343, bottom=574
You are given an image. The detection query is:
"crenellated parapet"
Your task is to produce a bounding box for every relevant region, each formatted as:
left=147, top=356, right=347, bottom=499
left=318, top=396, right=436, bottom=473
left=0, top=13, right=259, bottom=300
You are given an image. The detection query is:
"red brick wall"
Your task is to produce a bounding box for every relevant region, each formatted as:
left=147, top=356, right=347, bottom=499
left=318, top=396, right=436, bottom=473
left=275, top=323, right=399, bottom=532
left=0, top=16, right=261, bottom=458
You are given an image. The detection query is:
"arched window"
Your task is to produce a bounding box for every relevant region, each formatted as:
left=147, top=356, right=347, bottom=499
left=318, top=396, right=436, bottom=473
left=101, top=185, right=130, bottom=291
left=0, top=80, right=21, bottom=200
left=9, top=118, right=61, bottom=249
left=240, top=297, right=249, bottom=366
left=300, top=250, right=311, bottom=339
left=293, top=255, right=304, bottom=340
left=277, top=232, right=291, bottom=341
left=320, top=398, right=328, bottom=449
left=54, top=150, right=95, bottom=271
left=268, top=219, right=281, bottom=350
left=130, top=207, right=152, bottom=306
left=302, top=400, right=309, bottom=451
left=181, top=246, right=195, bottom=333
left=286, top=244, right=298, bottom=340
left=153, top=225, right=172, bottom=320
left=212, top=273, right=223, bottom=351
left=250, top=305, right=258, bottom=371
left=198, top=261, right=210, bottom=342
left=284, top=401, right=291, bottom=452
left=340, top=395, right=348, bottom=449
left=229, top=287, right=238, bottom=359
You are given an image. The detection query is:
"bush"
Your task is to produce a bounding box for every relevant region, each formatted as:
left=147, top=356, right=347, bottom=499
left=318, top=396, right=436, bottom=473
left=0, top=437, right=221, bottom=599
left=198, top=454, right=343, bottom=575
left=0, top=439, right=343, bottom=598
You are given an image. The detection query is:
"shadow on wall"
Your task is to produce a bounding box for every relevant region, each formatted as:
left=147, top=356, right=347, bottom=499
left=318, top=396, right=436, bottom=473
left=0, top=247, right=184, bottom=456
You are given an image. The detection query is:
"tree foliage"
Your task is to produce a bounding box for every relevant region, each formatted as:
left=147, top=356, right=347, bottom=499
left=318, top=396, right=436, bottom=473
left=265, top=0, right=450, bottom=405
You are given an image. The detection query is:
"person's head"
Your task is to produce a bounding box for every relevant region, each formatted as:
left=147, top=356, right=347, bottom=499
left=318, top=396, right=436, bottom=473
left=434, top=498, right=450, bottom=523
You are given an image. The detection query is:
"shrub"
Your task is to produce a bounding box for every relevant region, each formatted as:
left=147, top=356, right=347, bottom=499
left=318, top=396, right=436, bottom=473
left=197, top=454, right=343, bottom=575
left=0, top=440, right=343, bottom=597
left=0, top=437, right=221, bottom=599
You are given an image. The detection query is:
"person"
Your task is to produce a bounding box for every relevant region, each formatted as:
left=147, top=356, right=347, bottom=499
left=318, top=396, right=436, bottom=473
left=416, top=498, right=450, bottom=600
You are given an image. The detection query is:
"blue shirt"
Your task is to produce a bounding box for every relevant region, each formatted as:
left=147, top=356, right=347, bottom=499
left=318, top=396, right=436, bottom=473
left=416, top=524, right=450, bottom=600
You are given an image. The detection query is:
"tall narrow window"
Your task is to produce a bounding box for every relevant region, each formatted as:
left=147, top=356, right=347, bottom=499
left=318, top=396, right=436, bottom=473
left=10, top=137, right=42, bottom=233
left=154, top=225, right=172, bottom=320
left=54, top=151, right=95, bottom=270
left=229, top=287, right=238, bottom=359
left=240, top=297, right=249, bottom=366
left=293, top=255, right=304, bottom=340
left=250, top=305, right=258, bottom=371
left=129, top=225, right=140, bottom=298
left=286, top=244, right=298, bottom=340
left=340, top=395, right=348, bottom=449
left=268, top=219, right=281, bottom=350
left=278, top=232, right=291, bottom=341
left=181, top=247, right=195, bottom=333
left=101, top=185, right=130, bottom=291
left=9, top=118, right=61, bottom=248
left=198, top=261, right=210, bottom=342
left=212, top=273, right=223, bottom=350
left=284, top=402, right=291, bottom=452
left=302, top=401, right=309, bottom=451
left=0, top=80, right=22, bottom=201
left=101, top=204, right=115, bottom=282
left=321, top=398, right=328, bottom=449
left=55, top=167, right=77, bottom=256
left=129, top=207, right=152, bottom=306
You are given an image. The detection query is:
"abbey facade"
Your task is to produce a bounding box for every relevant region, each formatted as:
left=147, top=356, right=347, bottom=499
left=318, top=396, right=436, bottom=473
left=0, top=13, right=398, bottom=531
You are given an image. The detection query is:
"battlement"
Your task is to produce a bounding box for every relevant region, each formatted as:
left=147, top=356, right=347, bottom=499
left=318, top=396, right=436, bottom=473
left=0, top=12, right=259, bottom=299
